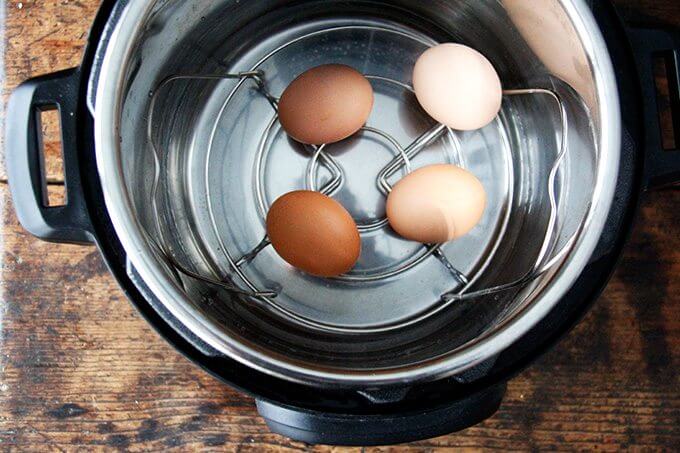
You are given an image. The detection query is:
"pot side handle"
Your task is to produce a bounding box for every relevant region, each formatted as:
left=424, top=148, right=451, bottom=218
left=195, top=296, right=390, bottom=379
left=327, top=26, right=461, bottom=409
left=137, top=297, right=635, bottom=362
left=5, top=68, right=94, bottom=244
left=626, top=25, right=680, bottom=190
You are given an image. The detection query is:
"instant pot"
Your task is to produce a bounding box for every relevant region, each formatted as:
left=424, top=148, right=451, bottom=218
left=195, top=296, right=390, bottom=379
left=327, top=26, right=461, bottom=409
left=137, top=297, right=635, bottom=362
left=6, top=0, right=680, bottom=445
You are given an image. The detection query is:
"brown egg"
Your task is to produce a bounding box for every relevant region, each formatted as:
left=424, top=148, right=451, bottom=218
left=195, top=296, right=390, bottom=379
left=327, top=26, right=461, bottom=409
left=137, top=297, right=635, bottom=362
left=266, top=190, right=361, bottom=277
left=278, top=64, right=374, bottom=145
left=386, top=164, right=486, bottom=243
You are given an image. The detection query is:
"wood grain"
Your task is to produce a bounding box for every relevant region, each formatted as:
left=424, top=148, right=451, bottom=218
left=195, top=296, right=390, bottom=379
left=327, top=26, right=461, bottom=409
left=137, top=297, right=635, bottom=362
left=0, top=185, right=677, bottom=451
left=1, top=0, right=100, bottom=182
left=1, top=0, right=679, bottom=451
left=613, top=0, right=680, bottom=27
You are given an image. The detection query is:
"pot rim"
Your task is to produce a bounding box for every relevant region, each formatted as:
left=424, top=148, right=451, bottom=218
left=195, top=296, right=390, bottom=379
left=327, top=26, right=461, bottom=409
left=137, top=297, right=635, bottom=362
left=93, top=0, right=621, bottom=386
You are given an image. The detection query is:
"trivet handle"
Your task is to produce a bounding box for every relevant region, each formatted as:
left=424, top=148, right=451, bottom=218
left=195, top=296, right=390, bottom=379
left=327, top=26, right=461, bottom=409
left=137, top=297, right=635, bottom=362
left=256, top=383, right=505, bottom=446
left=5, top=68, right=94, bottom=244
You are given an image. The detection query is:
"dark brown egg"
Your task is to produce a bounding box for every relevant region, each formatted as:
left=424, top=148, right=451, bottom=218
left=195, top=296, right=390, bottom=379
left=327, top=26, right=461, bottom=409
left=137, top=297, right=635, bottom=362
left=266, top=191, right=361, bottom=277
left=278, top=64, right=374, bottom=145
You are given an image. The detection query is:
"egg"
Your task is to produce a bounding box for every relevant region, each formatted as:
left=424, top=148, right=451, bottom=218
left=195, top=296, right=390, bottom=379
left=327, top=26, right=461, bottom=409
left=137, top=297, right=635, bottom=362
left=266, top=190, right=361, bottom=277
left=278, top=64, right=374, bottom=145
left=386, top=164, right=486, bottom=243
left=413, top=43, right=502, bottom=130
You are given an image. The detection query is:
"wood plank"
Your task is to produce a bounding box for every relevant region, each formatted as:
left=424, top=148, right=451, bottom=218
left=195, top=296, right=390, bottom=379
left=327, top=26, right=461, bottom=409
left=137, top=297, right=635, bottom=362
left=614, top=0, right=680, bottom=27
left=1, top=0, right=678, bottom=183
left=1, top=0, right=679, bottom=450
left=0, top=184, right=678, bottom=451
left=1, top=0, right=101, bottom=182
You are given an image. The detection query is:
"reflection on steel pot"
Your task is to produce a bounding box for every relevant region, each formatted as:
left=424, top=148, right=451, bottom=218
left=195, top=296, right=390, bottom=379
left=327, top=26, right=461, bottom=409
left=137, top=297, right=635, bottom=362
left=93, top=0, right=620, bottom=384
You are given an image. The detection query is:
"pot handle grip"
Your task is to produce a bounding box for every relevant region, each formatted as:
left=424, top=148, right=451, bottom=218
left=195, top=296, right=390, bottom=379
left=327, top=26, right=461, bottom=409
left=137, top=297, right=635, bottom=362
left=256, top=383, right=505, bottom=446
left=626, top=25, right=680, bottom=189
left=5, top=68, right=94, bottom=244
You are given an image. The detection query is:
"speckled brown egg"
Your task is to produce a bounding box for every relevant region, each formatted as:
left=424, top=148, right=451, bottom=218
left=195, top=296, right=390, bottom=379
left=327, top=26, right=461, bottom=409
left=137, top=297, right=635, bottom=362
left=278, top=64, right=374, bottom=145
left=386, top=164, right=487, bottom=243
left=266, top=190, right=361, bottom=277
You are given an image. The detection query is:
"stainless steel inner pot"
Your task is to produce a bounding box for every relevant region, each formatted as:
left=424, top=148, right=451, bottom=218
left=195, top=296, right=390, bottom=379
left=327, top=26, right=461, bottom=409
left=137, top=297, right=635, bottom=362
left=93, top=0, right=620, bottom=385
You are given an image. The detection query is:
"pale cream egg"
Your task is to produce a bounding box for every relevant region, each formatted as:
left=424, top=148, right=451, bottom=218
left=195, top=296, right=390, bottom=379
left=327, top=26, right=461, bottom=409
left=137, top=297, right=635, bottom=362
left=413, top=43, right=502, bottom=131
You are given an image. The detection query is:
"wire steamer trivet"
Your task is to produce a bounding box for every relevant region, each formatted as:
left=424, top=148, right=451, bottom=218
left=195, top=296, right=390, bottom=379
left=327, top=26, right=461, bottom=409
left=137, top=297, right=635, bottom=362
left=146, top=41, right=581, bottom=334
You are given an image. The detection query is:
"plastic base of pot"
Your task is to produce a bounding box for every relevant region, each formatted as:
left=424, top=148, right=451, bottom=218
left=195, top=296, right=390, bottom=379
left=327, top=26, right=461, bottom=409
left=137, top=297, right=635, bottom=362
left=256, top=383, right=506, bottom=446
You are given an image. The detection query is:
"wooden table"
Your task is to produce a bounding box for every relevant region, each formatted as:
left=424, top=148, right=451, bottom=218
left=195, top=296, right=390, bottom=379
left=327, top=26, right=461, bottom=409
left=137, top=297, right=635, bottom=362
left=1, top=1, right=678, bottom=450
